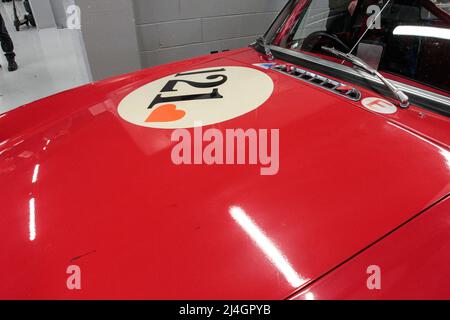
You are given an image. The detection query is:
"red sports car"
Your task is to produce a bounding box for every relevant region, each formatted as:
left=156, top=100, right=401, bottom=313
left=1, top=0, right=449, bottom=300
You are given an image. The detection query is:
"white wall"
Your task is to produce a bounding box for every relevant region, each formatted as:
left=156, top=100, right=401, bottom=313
left=75, top=0, right=142, bottom=81
left=29, top=0, right=57, bottom=29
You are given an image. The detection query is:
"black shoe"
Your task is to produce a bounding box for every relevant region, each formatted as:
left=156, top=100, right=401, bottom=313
left=7, top=59, right=18, bottom=72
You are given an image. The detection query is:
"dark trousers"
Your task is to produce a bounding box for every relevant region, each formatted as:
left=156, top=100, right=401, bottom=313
left=0, top=12, right=15, bottom=60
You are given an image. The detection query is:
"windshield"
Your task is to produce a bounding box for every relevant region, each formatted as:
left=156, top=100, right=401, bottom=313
left=266, top=0, right=450, bottom=95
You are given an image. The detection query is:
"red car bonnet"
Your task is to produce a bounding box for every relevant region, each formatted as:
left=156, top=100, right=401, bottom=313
left=0, top=48, right=449, bottom=299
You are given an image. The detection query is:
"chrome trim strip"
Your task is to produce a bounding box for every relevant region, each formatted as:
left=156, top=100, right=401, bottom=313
left=271, top=45, right=450, bottom=106
left=270, top=64, right=362, bottom=101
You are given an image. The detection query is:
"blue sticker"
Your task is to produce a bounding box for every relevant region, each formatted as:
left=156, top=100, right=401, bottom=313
left=253, top=63, right=276, bottom=70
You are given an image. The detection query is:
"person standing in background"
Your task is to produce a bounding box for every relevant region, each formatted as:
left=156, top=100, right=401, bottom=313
left=0, top=10, right=18, bottom=71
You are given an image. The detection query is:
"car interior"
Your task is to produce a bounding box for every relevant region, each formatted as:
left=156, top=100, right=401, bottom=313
left=274, top=0, right=450, bottom=94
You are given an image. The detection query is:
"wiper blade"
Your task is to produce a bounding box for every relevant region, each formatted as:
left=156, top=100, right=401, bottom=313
left=256, top=36, right=274, bottom=61
left=322, top=46, right=410, bottom=108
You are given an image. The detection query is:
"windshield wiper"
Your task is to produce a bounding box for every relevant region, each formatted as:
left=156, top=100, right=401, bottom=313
left=256, top=36, right=274, bottom=61
left=322, top=46, right=410, bottom=109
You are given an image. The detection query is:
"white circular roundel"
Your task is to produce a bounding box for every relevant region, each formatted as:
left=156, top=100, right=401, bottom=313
left=361, top=97, right=397, bottom=115
left=118, top=66, right=274, bottom=129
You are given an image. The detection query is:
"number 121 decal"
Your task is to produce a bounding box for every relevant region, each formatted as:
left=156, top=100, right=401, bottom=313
left=118, top=66, right=274, bottom=129
left=148, top=68, right=228, bottom=109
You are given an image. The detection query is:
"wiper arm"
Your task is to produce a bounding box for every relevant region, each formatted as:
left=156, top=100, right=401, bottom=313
left=256, top=36, right=274, bottom=61
left=322, top=46, right=410, bottom=108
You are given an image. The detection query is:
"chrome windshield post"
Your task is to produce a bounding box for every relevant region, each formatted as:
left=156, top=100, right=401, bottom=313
left=256, top=36, right=274, bottom=61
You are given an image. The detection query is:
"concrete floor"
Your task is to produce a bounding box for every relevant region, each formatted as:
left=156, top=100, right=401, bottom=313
left=0, top=2, right=91, bottom=114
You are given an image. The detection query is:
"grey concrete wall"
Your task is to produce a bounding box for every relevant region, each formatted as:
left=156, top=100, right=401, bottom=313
left=75, top=0, right=286, bottom=81
left=134, top=0, right=287, bottom=67
left=76, top=0, right=142, bottom=81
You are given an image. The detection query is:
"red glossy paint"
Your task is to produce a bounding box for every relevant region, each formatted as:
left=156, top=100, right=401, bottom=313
left=0, top=48, right=449, bottom=299
left=291, top=196, right=450, bottom=300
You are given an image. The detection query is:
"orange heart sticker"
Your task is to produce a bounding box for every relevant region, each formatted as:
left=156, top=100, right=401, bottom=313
left=145, top=104, right=186, bottom=123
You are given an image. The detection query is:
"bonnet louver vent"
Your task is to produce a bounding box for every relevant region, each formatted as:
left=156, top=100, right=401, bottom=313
left=271, top=64, right=361, bottom=101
